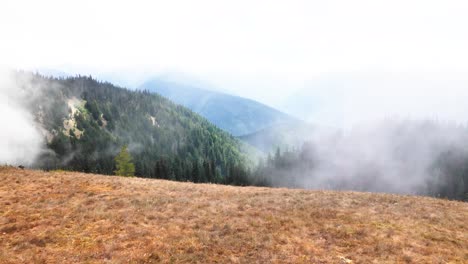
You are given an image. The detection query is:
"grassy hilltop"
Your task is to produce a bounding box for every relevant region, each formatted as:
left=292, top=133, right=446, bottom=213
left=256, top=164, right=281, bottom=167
left=0, top=167, right=467, bottom=263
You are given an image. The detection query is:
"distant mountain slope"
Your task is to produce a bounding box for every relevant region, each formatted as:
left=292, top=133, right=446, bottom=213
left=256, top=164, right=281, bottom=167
left=12, top=72, right=249, bottom=182
left=138, top=79, right=297, bottom=136
left=238, top=121, right=317, bottom=153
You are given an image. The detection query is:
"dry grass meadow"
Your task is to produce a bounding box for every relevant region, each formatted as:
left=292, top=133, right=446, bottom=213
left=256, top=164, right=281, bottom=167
left=0, top=166, right=467, bottom=263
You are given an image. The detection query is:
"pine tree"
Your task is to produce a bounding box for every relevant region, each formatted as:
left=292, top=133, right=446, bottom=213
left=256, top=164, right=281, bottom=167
left=114, top=145, right=135, bottom=177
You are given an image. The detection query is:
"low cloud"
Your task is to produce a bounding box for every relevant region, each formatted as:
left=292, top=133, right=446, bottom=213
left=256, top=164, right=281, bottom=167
left=263, top=119, right=468, bottom=197
left=0, top=70, right=44, bottom=166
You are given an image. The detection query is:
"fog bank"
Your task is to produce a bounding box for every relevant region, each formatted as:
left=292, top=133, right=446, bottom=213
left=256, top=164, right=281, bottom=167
left=0, top=70, right=44, bottom=166
left=260, top=119, right=468, bottom=198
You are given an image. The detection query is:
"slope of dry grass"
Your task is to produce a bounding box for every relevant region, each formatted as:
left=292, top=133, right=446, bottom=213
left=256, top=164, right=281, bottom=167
left=0, top=167, right=467, bottom=263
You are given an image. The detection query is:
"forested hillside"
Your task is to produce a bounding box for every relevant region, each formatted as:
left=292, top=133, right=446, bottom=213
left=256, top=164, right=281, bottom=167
left=14, top=72, right=249, bottom=183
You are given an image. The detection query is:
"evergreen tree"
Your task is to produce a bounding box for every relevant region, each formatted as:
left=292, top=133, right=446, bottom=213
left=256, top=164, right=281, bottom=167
left=114, top=145, right=135, bottom=177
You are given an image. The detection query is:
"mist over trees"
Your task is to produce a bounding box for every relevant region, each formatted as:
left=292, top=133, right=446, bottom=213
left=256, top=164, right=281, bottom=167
left=251, top=121, right=468, bottom=201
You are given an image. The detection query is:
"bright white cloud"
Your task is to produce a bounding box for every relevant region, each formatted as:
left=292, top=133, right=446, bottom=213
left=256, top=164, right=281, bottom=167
left=1, top=0, right=468, bottom=126
left=1, top=0, right=468, bottom=73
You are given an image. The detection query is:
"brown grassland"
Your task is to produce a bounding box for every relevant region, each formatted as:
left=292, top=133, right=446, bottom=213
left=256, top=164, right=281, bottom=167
left=0, top=167, right=467, bottom=263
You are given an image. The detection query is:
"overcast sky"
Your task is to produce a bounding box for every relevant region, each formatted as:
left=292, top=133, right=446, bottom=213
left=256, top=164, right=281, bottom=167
left=1, top=0, right=468, bottom=126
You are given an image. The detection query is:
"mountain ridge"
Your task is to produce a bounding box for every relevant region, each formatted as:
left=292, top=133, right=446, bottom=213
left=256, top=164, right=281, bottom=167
left=138, top=78, right=298, bottom=136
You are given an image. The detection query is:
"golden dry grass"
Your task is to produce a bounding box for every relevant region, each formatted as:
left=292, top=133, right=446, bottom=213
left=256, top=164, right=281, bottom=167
left=0, top=167, right=467, bottom=263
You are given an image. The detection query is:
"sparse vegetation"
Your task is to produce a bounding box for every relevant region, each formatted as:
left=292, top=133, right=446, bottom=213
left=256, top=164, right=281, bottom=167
left=1, top=167, right=466, bottom=263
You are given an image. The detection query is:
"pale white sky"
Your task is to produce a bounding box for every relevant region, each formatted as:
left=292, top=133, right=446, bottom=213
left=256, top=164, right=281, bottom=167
left=1, top=0, right=468, bottom=125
